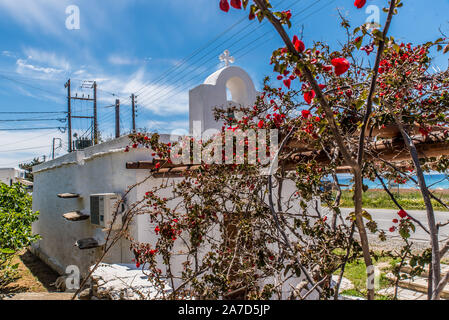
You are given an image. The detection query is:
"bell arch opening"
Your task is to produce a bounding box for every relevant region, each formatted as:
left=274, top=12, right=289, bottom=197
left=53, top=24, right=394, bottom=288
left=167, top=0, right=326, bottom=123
left=225, top=76, right=248, bottom=106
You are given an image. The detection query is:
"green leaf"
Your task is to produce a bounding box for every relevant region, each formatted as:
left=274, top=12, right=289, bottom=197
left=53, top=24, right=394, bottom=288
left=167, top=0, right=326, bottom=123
left=372, top=29, right=383, bottom=41
left=0, top=248, right=15, bottom=254
left=362, top=210, right=373, bottom=221
left=392, top=43, right=400, bottom=54
left=355, top=36, right=364, bottom=50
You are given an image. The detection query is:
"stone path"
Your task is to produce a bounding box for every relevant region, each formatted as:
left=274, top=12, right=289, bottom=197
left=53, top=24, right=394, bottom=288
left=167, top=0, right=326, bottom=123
left=381, top=263, right=449, bottom=300
left=377, top=287, right=428, bottom=300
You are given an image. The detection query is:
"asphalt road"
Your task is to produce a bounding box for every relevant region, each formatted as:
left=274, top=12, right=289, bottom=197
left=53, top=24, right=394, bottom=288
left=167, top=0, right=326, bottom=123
left=322, top=208, right=449, bottom=244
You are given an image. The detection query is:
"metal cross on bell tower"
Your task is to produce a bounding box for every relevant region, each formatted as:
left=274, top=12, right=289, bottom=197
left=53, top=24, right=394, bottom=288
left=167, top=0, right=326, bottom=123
left=219, top=50, right=235, bottom=67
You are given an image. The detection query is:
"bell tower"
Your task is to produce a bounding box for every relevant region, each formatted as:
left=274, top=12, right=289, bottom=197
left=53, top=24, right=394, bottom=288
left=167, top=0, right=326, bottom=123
left=189, top=50, right=259, bottom=135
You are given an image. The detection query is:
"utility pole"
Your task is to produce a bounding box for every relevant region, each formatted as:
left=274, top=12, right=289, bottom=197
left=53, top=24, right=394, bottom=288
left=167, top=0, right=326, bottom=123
left=115, top=99, right=120, bottom=138
left=65, top=79, right=72, bottom=153
left=66, top=80, right=96, bottom=151
left=131, top=94, right=136, bottom=133
left=52, top=138, right=62, bottom=160
left=93, top=81, right=98, bottom=145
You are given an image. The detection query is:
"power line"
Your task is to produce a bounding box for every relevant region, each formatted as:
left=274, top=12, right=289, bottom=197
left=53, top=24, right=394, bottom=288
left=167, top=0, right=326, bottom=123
left=139, top=0, right=323, bottom=110
left=136, top=17, right=268, bottom=102
left=0, top=131, right=57, bottom=148
left=0, top=145, right=52, bottom=153
left=237, top=0, right=332, bottom=61
left=0, top=111, right=66, bottom=114
left=0, top=127, right=66, bottom=131
left=0, top=73, right=63, bottom=96
left=137, top=0, right=315, bottom=107
left=0, top=156, right=46, bottom=167
left=133, top=16, right=249, bottom=96
left=134, top=0, right=293, bottom=99
left=0, top=118, right=66, bottom=122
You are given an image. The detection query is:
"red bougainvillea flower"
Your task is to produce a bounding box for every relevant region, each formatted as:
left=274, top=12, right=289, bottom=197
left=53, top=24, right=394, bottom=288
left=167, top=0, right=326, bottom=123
left=219, top=0, right=230, bottom=12
left=230, top=0, right=242, bottom=9
left=283, top=78, right=292, bottom=89
left=301, top=109, right=311, bottom=118
left=304, top=90, right=316, bottom=104
left=258, top=120, right=264, bottom=129
left=392, top=219, right=399, bottom=224
left=154, top=226, right=160, bottom=234
left=136, top=262, right=141, bottom=268
left=292, top=35, right=305, bottom=53
left=419, top=127, right=429, bottom=137
left=398, top=209, right=408, bottom=218
left=323, top=65, right=333, bottom=72
left=361, top=44, right=374, bottom=56
left=155, top=162, right=161, bottom=170
left=331, top=58, right=350, bottom=76
left=282, top=10, right=292, bottom=20
left=389, top=226, right=396, bottom=233
left=354, top=0, right=367, bottom=9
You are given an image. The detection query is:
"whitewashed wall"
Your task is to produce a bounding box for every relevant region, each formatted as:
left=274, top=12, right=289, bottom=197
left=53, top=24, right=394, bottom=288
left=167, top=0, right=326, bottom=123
left=32, top=134, right=320, bottom=299
left=0, top=168, right=25, bottom=186
left=31, top=135, right=173, bottom=277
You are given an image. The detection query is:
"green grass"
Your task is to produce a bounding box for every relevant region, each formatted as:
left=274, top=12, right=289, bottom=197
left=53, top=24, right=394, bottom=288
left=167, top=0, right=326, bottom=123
left=338, top=189, right=449, bottom=210
left=336, top=256, right=396, bottom=300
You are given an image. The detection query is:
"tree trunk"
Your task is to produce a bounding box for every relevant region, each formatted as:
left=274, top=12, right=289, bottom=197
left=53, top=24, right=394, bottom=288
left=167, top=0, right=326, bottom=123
left=394, top=119, right=441, bottom=299
left=353, top=167, right=375, bottom=300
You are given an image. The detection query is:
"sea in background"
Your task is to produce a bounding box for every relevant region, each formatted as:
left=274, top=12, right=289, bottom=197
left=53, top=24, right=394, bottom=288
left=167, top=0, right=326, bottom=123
left=332, top=173, right=449, bottom=190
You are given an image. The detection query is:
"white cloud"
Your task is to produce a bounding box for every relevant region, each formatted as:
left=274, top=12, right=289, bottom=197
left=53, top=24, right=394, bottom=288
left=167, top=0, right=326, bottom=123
left=0, top=0, right=71, bottom=36
left=88, top=67, right=189, bottom=115
left=2, top=50, right=16, bottom=58
left=23, top=48, right=70, bottom=71
left=108, top=54, right=142, bottom=66
left=16, top=59, right=64, bottom=74
left=145, top=120, right=189, bottom=134
left=0, top=129, right=66, bottom=168
left=14, top=48, right=71, bottom=80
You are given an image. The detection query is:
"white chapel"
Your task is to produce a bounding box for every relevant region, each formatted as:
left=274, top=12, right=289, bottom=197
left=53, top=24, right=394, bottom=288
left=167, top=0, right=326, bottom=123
left=30, top=52, right=314, bottom=299
left=189, top=50, right=260, bottom=134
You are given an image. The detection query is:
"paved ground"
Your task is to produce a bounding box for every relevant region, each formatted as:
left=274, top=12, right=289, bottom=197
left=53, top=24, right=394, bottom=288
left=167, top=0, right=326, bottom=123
left=377, top=287, right=429, bottom=300
left=1, top=292, right=76, bottom=300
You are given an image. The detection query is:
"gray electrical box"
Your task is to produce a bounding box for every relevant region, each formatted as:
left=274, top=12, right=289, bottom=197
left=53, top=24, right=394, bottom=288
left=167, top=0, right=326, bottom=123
left=90, top=193, right=122, bottom=229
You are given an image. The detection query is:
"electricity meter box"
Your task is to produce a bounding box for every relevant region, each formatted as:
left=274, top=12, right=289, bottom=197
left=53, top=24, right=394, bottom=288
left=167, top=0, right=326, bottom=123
left=90, top=193, right=123, bottom=230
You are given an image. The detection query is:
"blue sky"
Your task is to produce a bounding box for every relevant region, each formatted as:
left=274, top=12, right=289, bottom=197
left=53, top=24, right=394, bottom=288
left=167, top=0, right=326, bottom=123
left=0, top=0, right=449, bottom=168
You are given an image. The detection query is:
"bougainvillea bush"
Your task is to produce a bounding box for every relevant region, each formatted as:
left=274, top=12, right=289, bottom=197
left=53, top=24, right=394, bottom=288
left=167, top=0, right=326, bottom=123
left=0, top=183, right=39, bottom=289
left=86, top=0, right=449, bottom=300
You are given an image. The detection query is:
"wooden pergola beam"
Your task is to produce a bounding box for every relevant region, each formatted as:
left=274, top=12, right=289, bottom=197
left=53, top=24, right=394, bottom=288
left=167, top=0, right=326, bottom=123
left=125, top=130, right=449, bottom=178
